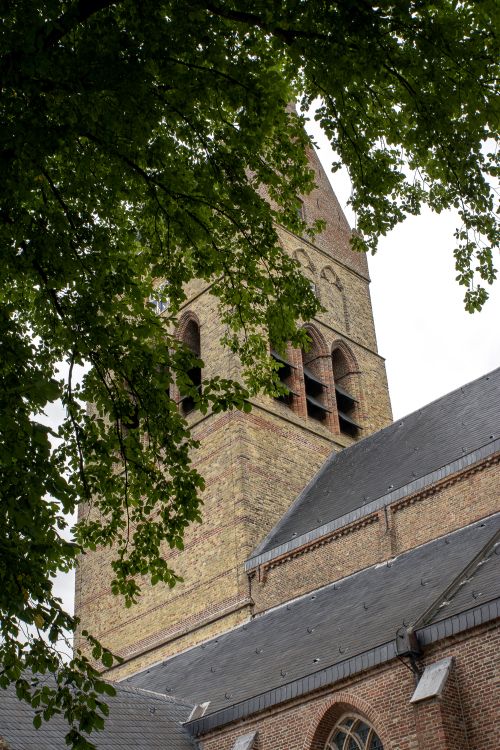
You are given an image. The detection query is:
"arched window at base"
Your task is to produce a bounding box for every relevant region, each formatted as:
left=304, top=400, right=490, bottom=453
left=325, top=715, right=383, bottom=750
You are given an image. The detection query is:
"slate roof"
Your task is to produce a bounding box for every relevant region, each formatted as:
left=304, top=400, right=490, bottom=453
left=126, top=514, right=500, bottom=733
left=0, top=681, right=196, bottom=750
left=249, top=368, right=500, bottom=565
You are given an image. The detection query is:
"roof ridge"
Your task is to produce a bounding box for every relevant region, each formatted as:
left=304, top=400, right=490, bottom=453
left=411, top=523, right=500, bottom=631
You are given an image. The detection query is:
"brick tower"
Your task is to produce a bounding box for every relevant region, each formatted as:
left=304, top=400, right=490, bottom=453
left=74, top=145, right=392, bottom=679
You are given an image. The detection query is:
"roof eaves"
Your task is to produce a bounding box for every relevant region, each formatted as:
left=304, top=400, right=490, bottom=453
left=184, top=596, right=500, bottom=738
left=245, top=439, right=500, bottom=571
left=183, top=640, right=397, bottom=737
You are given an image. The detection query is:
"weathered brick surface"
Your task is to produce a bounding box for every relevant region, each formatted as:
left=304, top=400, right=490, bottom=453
left=199, top=623, right=499, bottom=750
left=252, top=517, right=381, bottom=613
left=249, top=456, right=499, bottom=614
left=299, top=145, right=370, bottom=279
left=393, top=456, right=500, bottom=554
left=75, top=148, right=392, bottom=674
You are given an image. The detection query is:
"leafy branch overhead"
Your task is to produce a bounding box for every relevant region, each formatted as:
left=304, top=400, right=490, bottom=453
left=0, top=0, right=498, bottom=746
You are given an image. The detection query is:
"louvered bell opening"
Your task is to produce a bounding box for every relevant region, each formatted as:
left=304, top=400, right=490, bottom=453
left=335, top=385, right=357, bottom=412
left=306, top=393, right=331, bottom=421
left=338, top=410, right=361, bottom=435
left=335, top=384, right=360, bottom=436
left=303, top=364, right=328, bottom=421
left=302, top=365, right=325, bottom=396
left=271, top=349, right=296, bottom=407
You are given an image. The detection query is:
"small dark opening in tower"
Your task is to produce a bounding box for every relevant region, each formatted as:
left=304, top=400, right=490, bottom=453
left=180, top=320, right=202, bottom=415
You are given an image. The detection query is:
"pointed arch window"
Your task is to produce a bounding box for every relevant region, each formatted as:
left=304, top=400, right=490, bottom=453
left=302, top=330, right=330, bottom=422
left=180, top=318, right=202, bottom=415
left=325, top=715, right=383, bottom=750
left=331, top=346, right=360, bottom=436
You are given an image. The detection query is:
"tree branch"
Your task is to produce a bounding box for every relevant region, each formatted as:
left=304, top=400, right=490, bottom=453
left=43, top=0, right=120, bottom=49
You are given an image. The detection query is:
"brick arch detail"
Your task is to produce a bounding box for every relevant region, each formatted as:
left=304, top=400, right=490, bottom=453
left=176, top=309, right=202, bottom=343
left=320, top=265, right=343, bottom=291
left=303, top=323, right=329, bottom=359
left=293, top=247, right=316, bottom=275
left=320, top=267, right=348, bottom=331
left=331, top=339, right=365, bottom=431
left=331, top=339, right=360, bottom=375
left=302, top=691, right=393, bottom=750
left=301, top=324, right=338, bottom=433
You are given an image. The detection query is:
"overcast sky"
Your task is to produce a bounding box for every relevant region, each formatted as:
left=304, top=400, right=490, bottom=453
left=307, top=118, right=500, bottom=421
left=53, top=116, right=499, bottom=621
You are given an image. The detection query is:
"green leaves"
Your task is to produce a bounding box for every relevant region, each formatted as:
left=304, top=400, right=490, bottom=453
left=0, top=0, right=497, bottom=745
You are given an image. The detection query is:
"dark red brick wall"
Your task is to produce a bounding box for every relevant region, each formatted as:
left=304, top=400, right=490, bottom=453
left=199, top=621, right=499, bottom=750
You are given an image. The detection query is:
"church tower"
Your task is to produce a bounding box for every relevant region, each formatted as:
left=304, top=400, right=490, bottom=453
left=74, top=146, right=392, bottom=679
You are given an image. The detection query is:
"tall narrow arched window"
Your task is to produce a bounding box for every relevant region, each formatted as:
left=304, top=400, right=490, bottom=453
left=302, top=328, right=330, bottom=423
left=325, top=715, right=383, bottom=750
left=180, top=318, right=201, bottom=415
left=331, top=345, right=361, bottom=437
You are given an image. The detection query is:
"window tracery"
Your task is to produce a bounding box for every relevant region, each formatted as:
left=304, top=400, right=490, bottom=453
left=324, top=715, right=383, bottom=750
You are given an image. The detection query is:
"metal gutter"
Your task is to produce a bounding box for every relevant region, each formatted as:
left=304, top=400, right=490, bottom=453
left=184, top=597, right=500, bottom=737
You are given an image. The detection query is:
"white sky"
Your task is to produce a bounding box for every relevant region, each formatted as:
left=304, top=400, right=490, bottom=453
left=307, top=118, right=500, bottom=420
left=53, top=118, right=500, bottom=622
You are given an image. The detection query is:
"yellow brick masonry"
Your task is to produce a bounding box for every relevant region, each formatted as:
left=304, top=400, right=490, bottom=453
left=250, top=452, right=500, bottom=614
left=75, top=147, right=393, bottom=677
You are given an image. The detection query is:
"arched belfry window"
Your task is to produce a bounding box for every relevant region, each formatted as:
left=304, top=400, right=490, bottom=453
left=331, top=345, right=361, bottom=437
left=325, top=715, right=383, bottom=750
left=302, top=328, right=330, bottom=423
left=179, top=318, right=202, bottom=415
left=271, top=344, right=298, bottom=410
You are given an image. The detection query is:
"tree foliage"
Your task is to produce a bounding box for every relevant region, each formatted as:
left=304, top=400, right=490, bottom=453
left=0, top=1, right=498, bottom=746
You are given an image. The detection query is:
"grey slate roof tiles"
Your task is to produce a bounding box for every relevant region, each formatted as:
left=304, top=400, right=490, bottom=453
left=428, top=525, right=500, bottom=624
left=3, top=371, right=499, bottom=747
left=126, top=514, right=500, bottom=720
left=0, top=682, right=196, bottom=750
left=251, top=368, right=500, bottom=560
